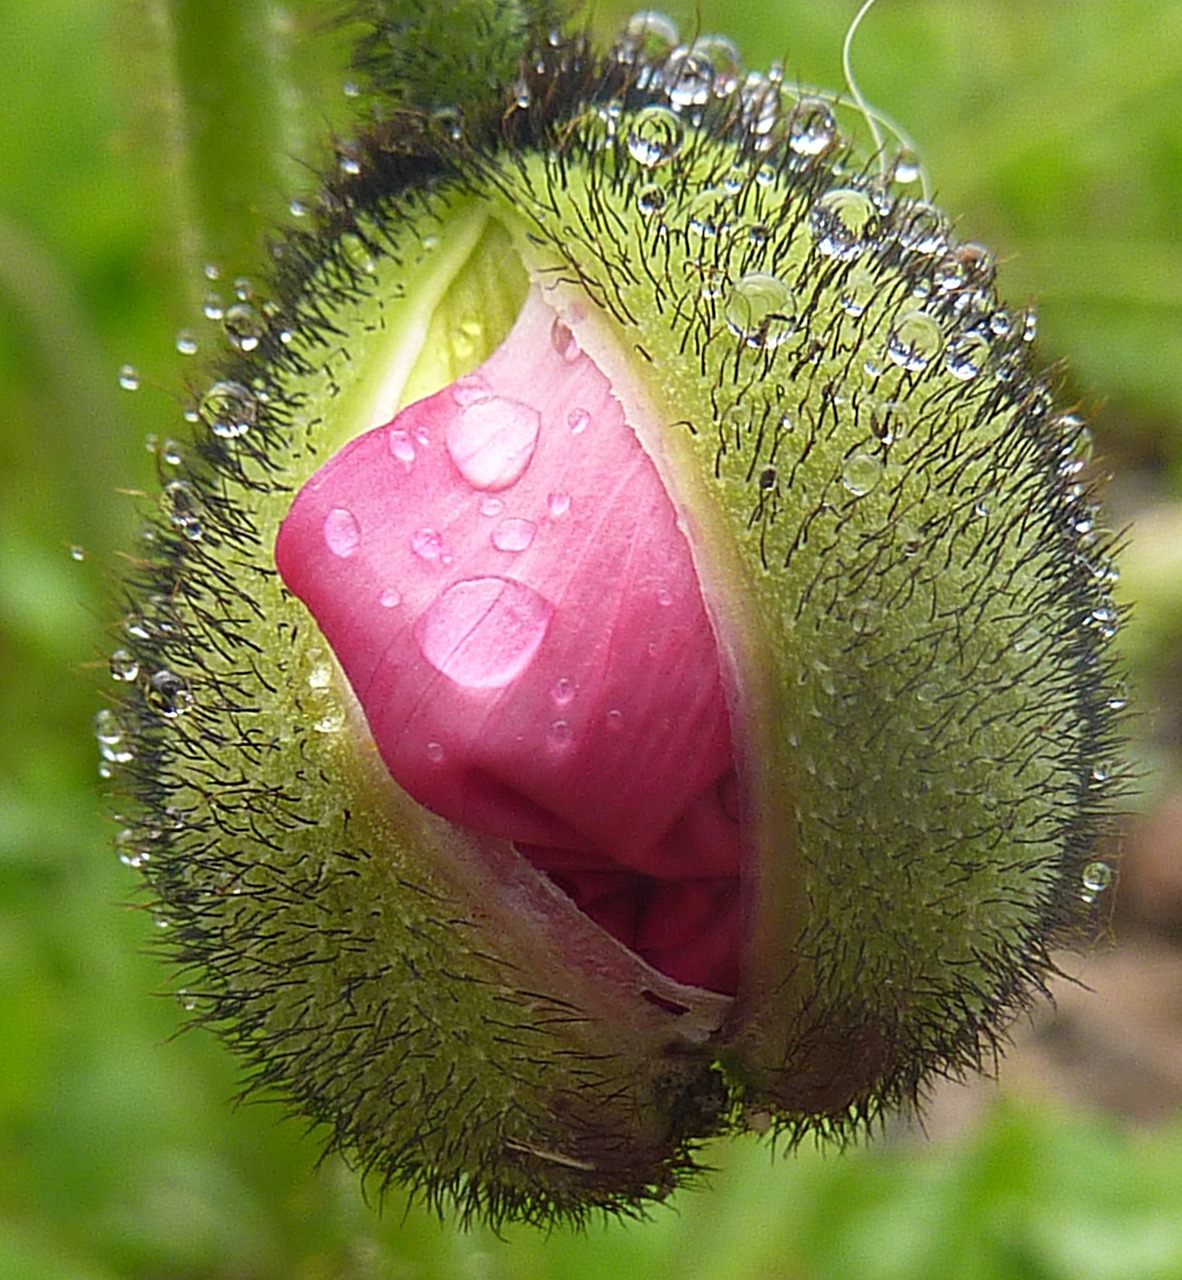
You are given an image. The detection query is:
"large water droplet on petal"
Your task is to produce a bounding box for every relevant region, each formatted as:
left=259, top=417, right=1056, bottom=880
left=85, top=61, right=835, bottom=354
left=415, top=576, right=554, bottom=690
left=323, top=507, right=361, bottom=558
left=446, top=396, right=541, bottom=490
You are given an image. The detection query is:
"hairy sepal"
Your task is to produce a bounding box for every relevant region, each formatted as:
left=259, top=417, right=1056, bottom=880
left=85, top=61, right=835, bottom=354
left=107, top=30, right=1123, bottom=1222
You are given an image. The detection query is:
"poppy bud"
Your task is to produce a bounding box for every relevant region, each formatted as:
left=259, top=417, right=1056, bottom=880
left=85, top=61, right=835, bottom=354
left=104, top=4, right=1123, bottom=1224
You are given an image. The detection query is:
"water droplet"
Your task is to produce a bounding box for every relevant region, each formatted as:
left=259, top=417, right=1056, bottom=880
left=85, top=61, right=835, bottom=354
left=175, top=329, right=198, bottom=356
left=887, top=310, right=944, bottom=373
left=637, top=183, right=667, bottom=217
left=147, top=669, right=194, bottom=718
left=567, top=407, right=591, bottom=435
left=1080, top=860, right=1113, bottom=903
left=109, top=649, right=139, bottom=683
left=665, top=46, right=713, bottom=107
left=202, top=291, right=225, bottom=320
left=114, top=827, right=150, bottom=869
left=552, top=677, right=575, bottom=705
left=426, top=741, right=445, bottom=763
left=550, top=317, right=580, bottom=361
left=224, top=302, right=264, bottom=353
left=547, top=491, right=571, bottom=518
left=865, top=397, right=911, bottom=444
left=627, top=105, right=684, bottom=167
left=94, top=708, right=134, bottom=763
left=313, top=704, right=347, bottom=733
left=479, top=496, right=505, bottom=518
left=379, top=587, right=402, bottom=608
left=891, top=147, right=922, bottom=185
left=687, top=34, right=741, bottom=95
left=452, top=374, right=491, bottom=407
left=656, top=587, right=674, bottom=607
left=1022, top=307, right=1038, bottom=342
left=617, top=9, right=680, bottom=62
left=491, top=517, right=537, bottom=552
left=788, top=98, right=837, bottom=156
left=68, top=544, right=85, bottom=562
left=894, top=200, right=948, bottom=256
left=199, top=380, right=257, bottom=439
left=338, top=142, right=363, bottom=174
left=412, top=527, right=444, bottom=561
left=118, top=364, right=140, bottom=391
left=233, top=277, right=253, bottom=301
left=841, top=451, right=883, bottom=497
left=203, top=262, right=220, bottom=281
left=341, top=232, right=376, bottom=274
left=809, top=187, right=877, bottom=262
left=323, top=507, right=361, bottom=558
left=684, top=187, right=730, bottom=238
left=164, top=480, right=203, bottom=540
left=839, top=264, right=877, bottom=317
left=446, top=396, right=541, bottom=490
left=725, top=273, right=798, bottom=349
left=343, top=77, right=361, bottom=98
left=548, top=719, right=574, bottom=750
left=606, top=708, right=624, bottom=730
left=975, top=493, right=996, bottom=518
left=416, top=577, right=554, bottom=689
left=945, top=331, right=991, bottom=381
left=388, top=428, right=416, bottom=467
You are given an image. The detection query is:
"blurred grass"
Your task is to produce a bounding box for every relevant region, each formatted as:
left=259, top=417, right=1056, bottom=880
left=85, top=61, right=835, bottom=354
left=1, top=1, right=1180, bottom=1277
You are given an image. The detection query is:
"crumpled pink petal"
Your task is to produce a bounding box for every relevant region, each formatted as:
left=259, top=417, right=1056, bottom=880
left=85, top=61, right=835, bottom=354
left=276, top=287, right=741, bottom=992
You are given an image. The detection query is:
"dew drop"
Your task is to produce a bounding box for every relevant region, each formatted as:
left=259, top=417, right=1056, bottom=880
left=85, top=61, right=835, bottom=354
left=379, top=587, right=402, bottom=608
left=945, top=331, right=991, bottom=381
left=547, top=491, right=571, bottom=518
left=656, top=587, right=674, bottom=607
left=147, top=669, right=194, bottom=718
left=412, top=527, right=444, bottom=561
left=725, top=273, right=798, bottom=349
left=841, top=451, right=883, bottom=497
left=313, top=705, right=347, bottom=734
left=175, top=329, right=198, bottom=356
left=200, top=380, right=257, bottom=439
left=627, top=105, right=684, bottom=167
left=426, top=741, right=445, bottom=763
left=665, top=46, right=713, bottom=107
left=549, top=317, right=580, bottom=361
left=894, top=200, right=948, bottom=256
left=479, top=496, right=505, bottom=518
left=202, top=291, right=225, bottom=320
left=1080, top=860, right=1113, bottom=903
left=788, top=98, right=837, bottom=157
left=552, top=677, right=575, bottom=705
left=388, top=428, right=416, bottom=467
left=887, top=310, right=944, bottom=373
left=452, top=374, right=491, bottom=407
left=340, top=232, right=376, bottom=274
left=548, top=719, right=574, bottom=750
left=637, top=183, right=668, bottom=217
left=568, top=407, right=591, bottom=434
left=491, top=517, right=537, bottom=552
left=617, top=9, right=680, bottom=62
left=109, top=649, right=140, bottom=682
left=839, top=264, right=877, bottom=317
left=416, top=576, right=554, bottom=689
left=891, top=147, right=922, bottom=185
left=118, top=364, right=140, bottom=391
left=94, top=708, right=134, bottom=763
left=606, top=708, right=624, bottom=730
left=446, top=396, right=541, bottom=490
left=323, top=507, right=361, bottom=558
left=224, top=302, right=264, bottom=353
left=684, top=187, right=730, bottom=238
left=809, top=187, right=876, bottom=262
left=68, top=544, right=85, bottom=562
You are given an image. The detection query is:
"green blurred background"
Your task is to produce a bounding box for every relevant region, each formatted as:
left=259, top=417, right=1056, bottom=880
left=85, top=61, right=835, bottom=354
left=2, top=1, right=1182, bottom=1276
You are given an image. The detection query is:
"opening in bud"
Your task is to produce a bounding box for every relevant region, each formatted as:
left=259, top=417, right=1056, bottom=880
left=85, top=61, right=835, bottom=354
left=277, top=285, right=743, bottom=993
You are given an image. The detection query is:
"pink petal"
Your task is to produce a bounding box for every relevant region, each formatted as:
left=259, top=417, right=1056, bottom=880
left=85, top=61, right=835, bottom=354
left=276, top=287, right=742, bottom=991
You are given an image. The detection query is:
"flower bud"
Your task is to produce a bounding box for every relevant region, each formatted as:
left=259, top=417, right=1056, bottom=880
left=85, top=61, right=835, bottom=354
left=104, top=7, right=1123, bottom=1224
